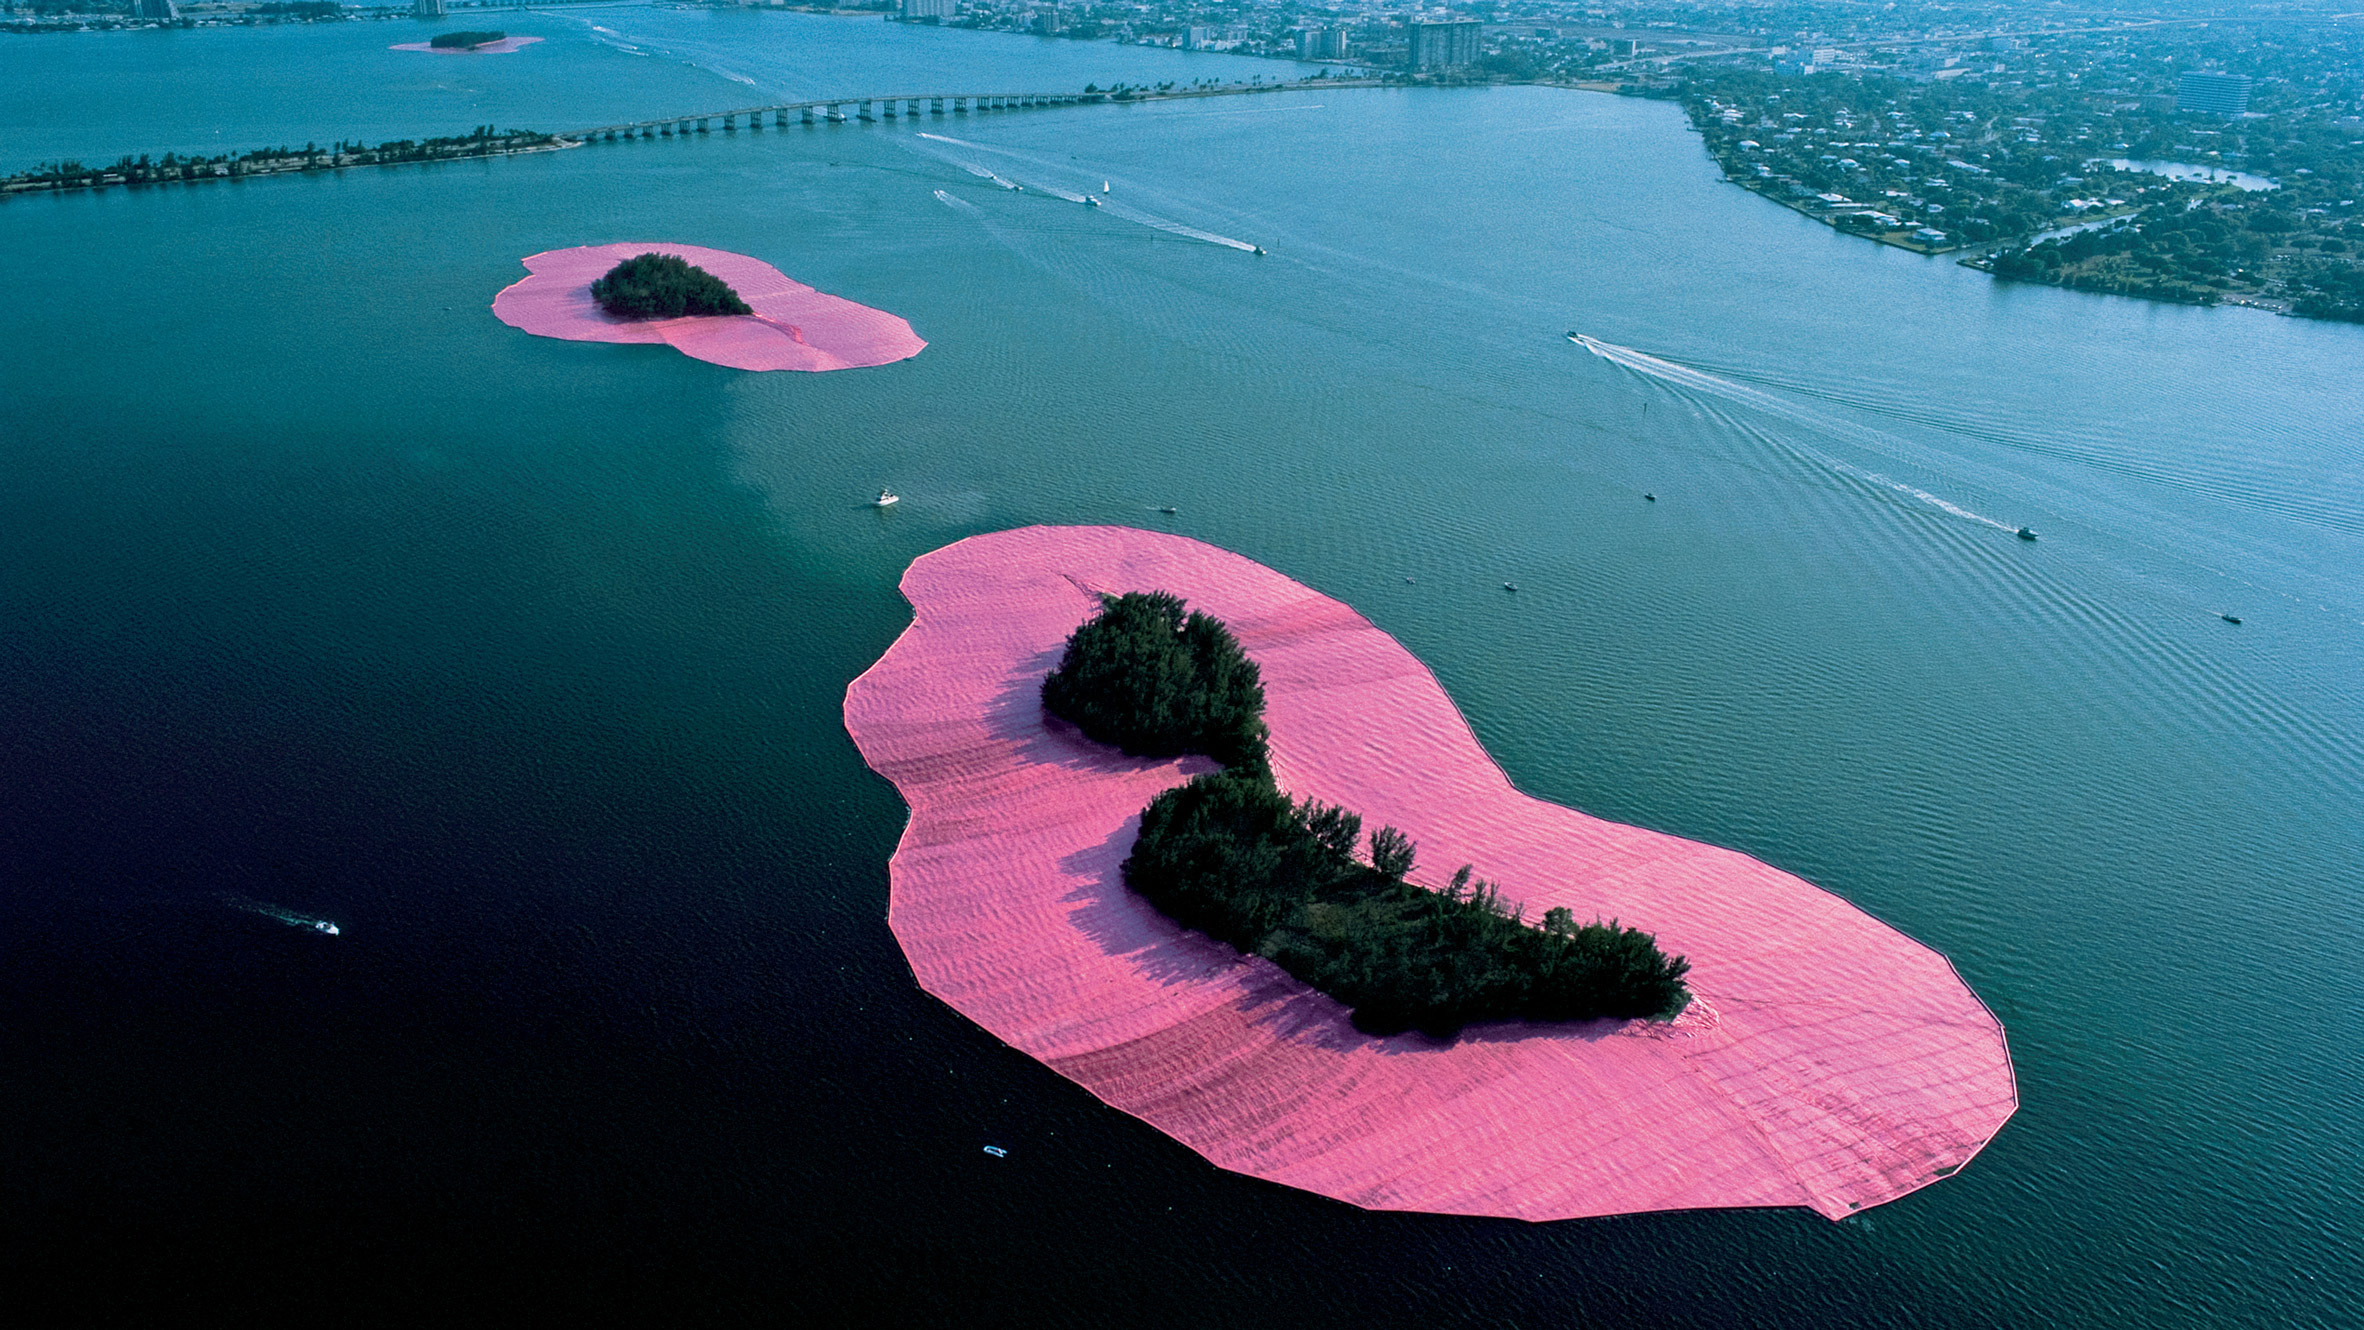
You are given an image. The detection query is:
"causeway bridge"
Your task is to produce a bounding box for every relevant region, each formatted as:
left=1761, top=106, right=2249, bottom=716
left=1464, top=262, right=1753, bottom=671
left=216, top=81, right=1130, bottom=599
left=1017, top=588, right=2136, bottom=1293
left=575, top=91, right=1107, bottom=141
left=569, top=79, right=1384, bottom=143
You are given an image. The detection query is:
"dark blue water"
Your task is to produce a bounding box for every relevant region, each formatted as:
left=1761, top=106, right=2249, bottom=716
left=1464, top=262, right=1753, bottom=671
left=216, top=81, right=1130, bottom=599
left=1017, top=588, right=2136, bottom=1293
left=3, top=20, right=2361, bottom=1328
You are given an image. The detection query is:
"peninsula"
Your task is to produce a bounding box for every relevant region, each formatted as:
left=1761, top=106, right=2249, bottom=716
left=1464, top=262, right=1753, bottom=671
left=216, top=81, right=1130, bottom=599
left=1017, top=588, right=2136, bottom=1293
left=845, top=526, right=2017, bottom=1221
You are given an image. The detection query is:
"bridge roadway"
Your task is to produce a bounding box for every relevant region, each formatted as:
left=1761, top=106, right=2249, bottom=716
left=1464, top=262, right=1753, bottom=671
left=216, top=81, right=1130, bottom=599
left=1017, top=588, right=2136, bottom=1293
left=576, top=91, right=1104, bottom=141
left=569, top=79, right=1382, bottom=142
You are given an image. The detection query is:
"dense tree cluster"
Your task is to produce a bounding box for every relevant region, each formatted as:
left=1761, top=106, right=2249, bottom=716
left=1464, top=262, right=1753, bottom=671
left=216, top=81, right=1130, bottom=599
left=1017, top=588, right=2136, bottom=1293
left=589, top=254, right=755, bottom=320
left=429, top=31, right=507, bottom=50
left=1044, top=592, right=1691, bottom=1039
left=1039, top=591, right=1268, bottom=770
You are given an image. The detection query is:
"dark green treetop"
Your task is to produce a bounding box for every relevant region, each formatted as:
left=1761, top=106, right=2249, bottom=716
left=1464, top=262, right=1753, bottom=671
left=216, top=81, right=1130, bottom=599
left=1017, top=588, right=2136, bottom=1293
left=589, top=252, right=755, bottom=320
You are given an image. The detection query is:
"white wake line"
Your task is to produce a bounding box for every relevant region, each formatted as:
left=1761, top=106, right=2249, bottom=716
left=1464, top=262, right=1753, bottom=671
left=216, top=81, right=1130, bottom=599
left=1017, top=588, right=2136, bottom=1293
left=222, top=894, right=340, bottom=935
left=1574, top=335, right=2018, bottom=533
left=917, top=135, right=1258, bottom=251
left=932, top=189, right=980, bottom=213
left=956, top=161, right=1025, bottom=191
left=1098, top=200, right=1258, bottom=251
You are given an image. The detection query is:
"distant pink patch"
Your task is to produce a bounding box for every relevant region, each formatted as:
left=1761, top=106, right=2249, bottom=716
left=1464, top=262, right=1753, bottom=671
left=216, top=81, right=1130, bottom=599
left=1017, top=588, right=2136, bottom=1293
left=846, top=526, right=2018, bottom=1222
left=491, top=243, right=926, bottom=373
left=389, top=35, right=544, bottom=54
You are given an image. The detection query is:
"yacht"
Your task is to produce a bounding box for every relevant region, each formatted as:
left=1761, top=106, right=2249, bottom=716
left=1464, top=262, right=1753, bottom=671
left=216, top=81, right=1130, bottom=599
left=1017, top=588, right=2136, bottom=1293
left=2016, top=527, right=2038, bottom=541
left=1083, top=194, right=1100, bottom=207
left=874, top=488, right=900, bottom=507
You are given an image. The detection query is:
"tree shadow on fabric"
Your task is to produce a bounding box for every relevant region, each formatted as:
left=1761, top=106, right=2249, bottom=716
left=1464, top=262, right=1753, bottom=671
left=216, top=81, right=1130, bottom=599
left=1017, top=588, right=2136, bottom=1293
left=981, top=646, right=1221, bottom=779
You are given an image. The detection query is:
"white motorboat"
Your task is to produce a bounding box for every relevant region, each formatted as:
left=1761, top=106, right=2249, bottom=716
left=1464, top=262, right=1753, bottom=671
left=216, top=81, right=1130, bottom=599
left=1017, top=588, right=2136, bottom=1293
left=875, top=488, right=900, bottom=507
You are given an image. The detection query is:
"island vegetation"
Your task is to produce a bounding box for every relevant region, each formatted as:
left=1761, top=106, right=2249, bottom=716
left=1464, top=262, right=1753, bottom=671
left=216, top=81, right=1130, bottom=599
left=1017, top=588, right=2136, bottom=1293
left=429, top=31, right=507, bottom=50
left=589, top=253, right=755, bottom=320
left=0, top=128, right=563, bottom=198
left=1043, top=591, right=1690, bottom=1038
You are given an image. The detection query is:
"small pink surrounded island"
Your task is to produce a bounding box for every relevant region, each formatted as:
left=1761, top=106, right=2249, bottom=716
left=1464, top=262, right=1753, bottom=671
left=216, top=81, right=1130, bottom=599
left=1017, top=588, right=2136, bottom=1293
left=845, top=526, right=2017, bottom=1222
left=389, top=36, right=544, bottom=54
left=491, top=243, right=926, bottom=372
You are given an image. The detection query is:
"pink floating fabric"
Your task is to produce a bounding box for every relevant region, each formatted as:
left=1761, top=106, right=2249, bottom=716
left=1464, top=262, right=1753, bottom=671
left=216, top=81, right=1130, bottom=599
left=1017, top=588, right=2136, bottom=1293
left=388, top=36, right=544, bottom=54
left=845, top=526, right=2018, bottom=1222
left=491, top=243, right=927, bottom=372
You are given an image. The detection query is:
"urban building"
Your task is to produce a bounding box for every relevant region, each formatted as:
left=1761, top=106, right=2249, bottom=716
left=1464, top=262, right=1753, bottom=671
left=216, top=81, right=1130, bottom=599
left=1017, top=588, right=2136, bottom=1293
left=412, top=0, right=446, bottom=16
left=1297, top=27, right=1348, bottom=60
left=899, top=0, right=956, bottom=16
left=2177, top=70, right=2254, bottom=116
left=1408, top=20, right=1480, bottom=72
left=135, top=0, right=179, bottom=15
left=1183, top=25, right=1213, bottom=51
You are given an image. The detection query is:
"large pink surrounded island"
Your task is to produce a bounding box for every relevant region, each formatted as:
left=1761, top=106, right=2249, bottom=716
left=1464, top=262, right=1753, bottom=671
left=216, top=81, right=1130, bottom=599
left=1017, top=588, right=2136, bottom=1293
left=492, top=243, right=926, bottom=372
left=845, top=526, right=2017, bottom=1222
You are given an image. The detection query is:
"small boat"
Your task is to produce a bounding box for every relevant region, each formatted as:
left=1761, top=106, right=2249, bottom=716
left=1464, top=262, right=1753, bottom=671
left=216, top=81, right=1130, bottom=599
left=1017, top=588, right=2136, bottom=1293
left=1101, top=180, right=1110, bottom=193
left=874, top=488, right=900, bottom=507
left=1158, top=505, right=1177, bottom=515
left=2016, top=527, right=2038, bottom=541
left=1566, top=330, right=1581, bottom=341
left=313, top=920, right=340, bottom=936
left=1083, top=194, right=1100, bottom=207
left=1643, top=493, right=1656, bottom=502
left=1503, top=582, right=1518, bottom=592
left=982, top=1145, right=1007, bottom=1158
left=1252, top=246, right=1266, bottom=256
left=2221, top=614, right=2242, bottom=625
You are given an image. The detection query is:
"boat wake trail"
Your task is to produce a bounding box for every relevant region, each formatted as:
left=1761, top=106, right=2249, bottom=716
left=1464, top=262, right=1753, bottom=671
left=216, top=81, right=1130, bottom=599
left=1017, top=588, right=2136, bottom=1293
left=1097, top=199, right=1260, bottom=251
left=932, top=189, right=981, bottom=214
left=914, top=133, right=1259, bottom=251
left=1573, top=334, right=2019, bottom=533
left=222, top=895, right=340, bottom=936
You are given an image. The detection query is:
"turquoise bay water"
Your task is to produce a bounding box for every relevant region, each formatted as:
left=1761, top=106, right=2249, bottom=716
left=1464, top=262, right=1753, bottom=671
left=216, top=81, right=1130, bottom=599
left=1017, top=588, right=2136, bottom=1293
left=2, top=21, right=2360, bottom=1328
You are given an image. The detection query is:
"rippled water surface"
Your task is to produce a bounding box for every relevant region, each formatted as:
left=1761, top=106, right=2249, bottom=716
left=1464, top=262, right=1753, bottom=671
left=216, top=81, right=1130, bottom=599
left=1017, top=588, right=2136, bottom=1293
left=2, top=18, right=2360, bottom=1328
